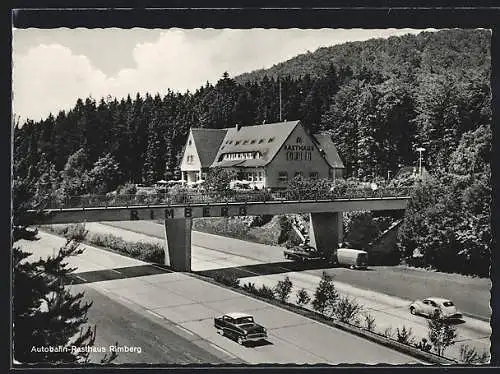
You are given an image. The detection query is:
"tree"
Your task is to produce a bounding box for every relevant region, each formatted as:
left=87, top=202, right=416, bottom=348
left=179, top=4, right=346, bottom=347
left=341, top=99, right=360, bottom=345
left=274, top=276, right=293, bottom=303
left=344, top=211, right=379, bottom=249
left=312, top=273, right=339, bottom=317
left=87, top=153, right=123, bottom=194
left=333, top=296, right=363, bottom=324
left=58, top=148, right=91, bottom=198
left=427, top=315, right=457, bottom=356
left=13, top=236, right=98, bottom=363
left=296, top=288, right=311, bottom=306
left=204, top=167, right=237, bottom=193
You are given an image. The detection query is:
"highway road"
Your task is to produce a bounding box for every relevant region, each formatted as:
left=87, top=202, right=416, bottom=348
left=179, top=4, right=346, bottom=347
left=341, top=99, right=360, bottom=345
left=104, top=220, right=491, bottom=320
left=18, top=232, right=421, bottom=365
left=97, top=221, right=491, bottom=362
left=18, top=234, right=240, bottom=365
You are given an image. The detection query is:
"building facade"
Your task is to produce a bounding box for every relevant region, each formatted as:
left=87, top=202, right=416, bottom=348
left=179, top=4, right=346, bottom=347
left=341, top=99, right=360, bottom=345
left=180, top=120, right=344, bottom=189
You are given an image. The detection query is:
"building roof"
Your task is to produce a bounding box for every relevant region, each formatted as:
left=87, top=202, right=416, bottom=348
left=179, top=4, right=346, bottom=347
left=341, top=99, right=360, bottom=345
left=312, top=133, right=345, bottom=169
left=191, top=128, right=228, bottom=168
left=211, top=120, right=300, bottom=168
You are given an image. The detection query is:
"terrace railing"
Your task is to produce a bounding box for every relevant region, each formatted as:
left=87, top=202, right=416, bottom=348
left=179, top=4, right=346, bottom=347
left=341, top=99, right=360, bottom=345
left=44, top=187, right=413, bottom=210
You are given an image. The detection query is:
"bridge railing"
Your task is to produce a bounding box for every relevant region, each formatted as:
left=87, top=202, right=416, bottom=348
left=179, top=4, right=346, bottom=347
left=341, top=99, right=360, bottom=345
left=44, top=187, right=413, bottom=210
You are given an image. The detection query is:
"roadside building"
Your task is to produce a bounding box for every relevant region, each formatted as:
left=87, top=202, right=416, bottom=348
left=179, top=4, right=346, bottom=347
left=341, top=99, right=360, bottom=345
left=180, top=128, right=227, bottom=184
left=180, top=120, right=344, bottom=189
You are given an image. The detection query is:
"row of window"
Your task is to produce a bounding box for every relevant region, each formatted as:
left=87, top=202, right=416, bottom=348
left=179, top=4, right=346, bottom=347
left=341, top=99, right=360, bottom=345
left=286, top=151, right=312, bottom=161
left=241, top=171, right=264, bottom=182
left=278, top=171, right=318, bottom=182
left=222, top=152, right=262, bottom=161
left=225, top=137, right=275, bottom=146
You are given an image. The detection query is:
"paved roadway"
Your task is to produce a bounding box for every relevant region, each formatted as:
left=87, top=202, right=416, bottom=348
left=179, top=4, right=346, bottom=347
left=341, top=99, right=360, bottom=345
left=97, top=221, right=491, bottom=362
left=19, top=232, right=420, bottom=365
left=18, top=234, right=239, bottom=365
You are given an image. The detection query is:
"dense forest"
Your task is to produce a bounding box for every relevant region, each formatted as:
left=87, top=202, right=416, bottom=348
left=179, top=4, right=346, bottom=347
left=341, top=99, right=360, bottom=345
left=13, top=29, right=492, bottom=276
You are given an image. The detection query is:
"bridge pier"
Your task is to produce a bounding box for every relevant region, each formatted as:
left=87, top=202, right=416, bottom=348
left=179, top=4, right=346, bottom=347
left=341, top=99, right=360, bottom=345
left=164, top=218, right=192, bottom=272
left=309, top=212, right=343, bottom=260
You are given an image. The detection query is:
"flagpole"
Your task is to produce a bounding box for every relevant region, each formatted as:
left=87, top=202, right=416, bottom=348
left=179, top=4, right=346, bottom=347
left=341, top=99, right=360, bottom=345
left=279, top=78, right=282, bottom=122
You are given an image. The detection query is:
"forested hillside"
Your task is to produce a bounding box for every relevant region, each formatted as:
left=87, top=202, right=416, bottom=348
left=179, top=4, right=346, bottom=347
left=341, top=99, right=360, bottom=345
left=13, top=29, right=491, bottom=276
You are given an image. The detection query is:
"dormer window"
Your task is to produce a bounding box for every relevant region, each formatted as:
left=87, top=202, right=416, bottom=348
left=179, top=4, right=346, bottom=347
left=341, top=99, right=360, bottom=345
left=268, top=137, right=275, bottom=143
left=258, top=139, right=264, bottom=144
left=243, top=140, right=249, bottom=145
left=235, top=141, right=241, bottom=145
left=228, top=140, right=233, bottom=144
left=250, top=139, right=256, bottom=144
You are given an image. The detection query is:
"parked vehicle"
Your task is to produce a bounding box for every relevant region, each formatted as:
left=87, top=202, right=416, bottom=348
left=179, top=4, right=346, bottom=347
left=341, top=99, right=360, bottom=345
left=409, top=297, right=463, bottom=320
left=334, top=248, right=368, bottom=269
left=283, top=244, right=324, bottom=262
left=214, top=312, right=267, bottom=345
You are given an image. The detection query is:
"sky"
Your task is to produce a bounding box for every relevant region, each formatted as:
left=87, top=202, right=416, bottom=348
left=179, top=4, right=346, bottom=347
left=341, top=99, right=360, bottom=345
left=12, top=28, right=431, bottom=123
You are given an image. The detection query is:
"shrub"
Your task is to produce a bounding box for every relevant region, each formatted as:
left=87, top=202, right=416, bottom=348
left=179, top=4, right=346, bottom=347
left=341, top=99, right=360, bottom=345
left=255, top=285, right=275, bottom=300
left=274, top=276, right=293, bottom=303
left=116, top=183, right=137, bottom=196
left=362, top=312, right=376, bottom=332
left=459, top=344, right=490, bottom=364
left=382, top=327, right=394, bottom=339
left=312, top=273, right=339, bottom=317
left=296, top=288, right=311, bottom=306
left=427, top=314, right=458, bottom=356
left=242, top=282, right=257, bottom=293
left=213, top=273, right=240, bottom=288
left=396, top=325, right=415, bottom=345
left=64, top=223, right=88, bottom=242
left=87, top=233, right=164, bottom=263
left=333, top=296, right=363, bottom=324
left=414, top=337, right=432, bottom=352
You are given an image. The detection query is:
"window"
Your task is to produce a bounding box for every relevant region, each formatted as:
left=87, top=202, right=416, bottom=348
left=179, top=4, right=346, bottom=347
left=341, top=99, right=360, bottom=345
left=268, top=137, right=275, bottom=143
left=250, top=139, right=256, bottom=144
left=243, top=140, right=248, bottom=145
left=309, top=172, right=319, bottom=180
left=259, top=172, right=263, bottom=181
left=188, top=139, right=192, bottom=146
left=258, top=139, right=264, bottom=144
left=278, top=171, right=288, bottom=183
left=305, top=152, right=312, bottom=161
left=235, top=141, right=241, bottom=145
left=295, top=171, right=303, bottom=178
left=235, top=316, right=254, bottom=324
left=228, top=140, right=233, bottom=144
left=296, top=136, right=303, bottom=144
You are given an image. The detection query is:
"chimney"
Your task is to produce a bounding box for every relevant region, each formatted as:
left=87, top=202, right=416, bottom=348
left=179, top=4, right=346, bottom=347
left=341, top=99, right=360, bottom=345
left=235, top=123, right=241, bottom=131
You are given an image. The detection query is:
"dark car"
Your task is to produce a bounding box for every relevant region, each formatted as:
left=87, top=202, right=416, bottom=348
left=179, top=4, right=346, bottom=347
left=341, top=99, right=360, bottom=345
left=214, top=312, right=267, bottom=345
left=283, top=244, right=324, bottom=262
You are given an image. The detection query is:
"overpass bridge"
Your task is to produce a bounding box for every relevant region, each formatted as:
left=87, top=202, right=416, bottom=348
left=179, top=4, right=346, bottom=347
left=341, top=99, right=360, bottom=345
left=26, top=188, right=412, bottom=271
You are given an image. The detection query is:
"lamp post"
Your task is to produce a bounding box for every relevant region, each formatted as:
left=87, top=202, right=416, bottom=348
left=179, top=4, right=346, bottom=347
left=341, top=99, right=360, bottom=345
left=416, top=147, right=426, bottom=176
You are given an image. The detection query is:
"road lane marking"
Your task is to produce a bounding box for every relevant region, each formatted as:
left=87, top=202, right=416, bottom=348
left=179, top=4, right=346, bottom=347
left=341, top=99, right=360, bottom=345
left=110, top=269, right=122, bottom=274
left=146, top=310, right=164, bottom=319
left=119, top=296, right=134, bottom=305
left=75, top=275, right=87, bottom=282
left=209, top=343, right=237, bottom=359
left=176, top=325, right=194, bottom=336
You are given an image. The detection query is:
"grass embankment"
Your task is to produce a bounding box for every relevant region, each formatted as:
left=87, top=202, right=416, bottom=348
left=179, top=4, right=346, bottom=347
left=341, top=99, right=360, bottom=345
left=192, top=216, right=282, bottom=246
left=45, top=224, right=164, bottom=263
